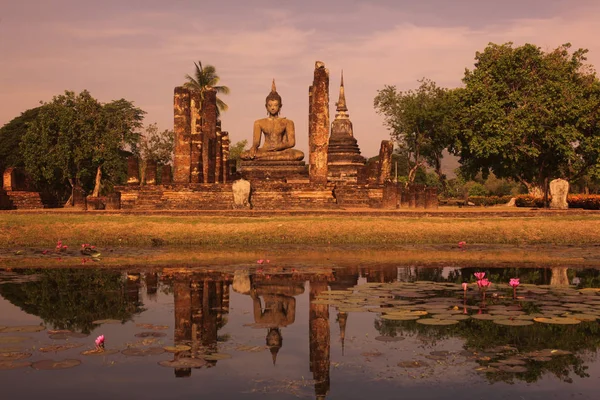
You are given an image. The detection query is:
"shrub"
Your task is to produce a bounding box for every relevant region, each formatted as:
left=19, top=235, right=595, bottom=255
left=568, top=194, right=600, bottom=210
left=468, top=195, right=514, bottom=206
left=515, top=195, right=546, bottom=208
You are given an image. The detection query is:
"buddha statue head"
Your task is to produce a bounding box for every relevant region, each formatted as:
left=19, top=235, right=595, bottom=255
left=265, top=79, right=282, bottom=117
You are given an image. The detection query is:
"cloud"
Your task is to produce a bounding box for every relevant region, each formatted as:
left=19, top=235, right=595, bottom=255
left=1, top=1, right=600, bottom=159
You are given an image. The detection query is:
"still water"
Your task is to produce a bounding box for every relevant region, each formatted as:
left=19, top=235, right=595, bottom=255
left=1, top=264, right=600, bottom=399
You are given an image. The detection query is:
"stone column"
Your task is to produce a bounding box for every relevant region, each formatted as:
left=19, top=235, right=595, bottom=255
left=221, top=131, right=230, bottom=183
left=145, top=160, right=158, bottom=185
left=550, top=178, right=569, bottom=209
left=308, top=61, right=329, bottom=184
left=161, top=165, right=172, bottom=185
left=127, top=156, right=140, bottom=185
left=415, top=185, right=426, bottom=208
left=201, top=88, right=218, bottom=184
left=425, top=187, right=438, bottom=209
left=377, top=140, right=393, bottom=184
left=382, top=182, right=398, bottom=209
left=190, top=91, right=202, bottom=184
left=173, top=87, right=192, bottom=184
left=2, top=167, right=15, bottom=191
left=215, top=128, right=222, bottom=184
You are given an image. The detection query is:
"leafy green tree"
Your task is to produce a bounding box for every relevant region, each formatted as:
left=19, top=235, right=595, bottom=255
left=183, top=61, right=230, bottom=116
left=137, top=123, right=174, bottom=184
left=453, top=42, right=600, bottom=196
left=20, top=90, right=144, bottom=200
left=228, top=139, right=248, bottom=169
left=0, top=107, right=43, bottom=174
left=374, top=79, right=456, bottom=186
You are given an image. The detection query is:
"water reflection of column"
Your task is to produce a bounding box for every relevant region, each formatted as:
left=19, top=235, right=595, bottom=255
left=550, top=267, right=570, bottom=286
left=309, top=278, right=330, bottom=400
left=173, top=273, right=192, bottom=378
left=125, top=273, right=142, bottom=312
left=144, top=272, right=159, bottom=300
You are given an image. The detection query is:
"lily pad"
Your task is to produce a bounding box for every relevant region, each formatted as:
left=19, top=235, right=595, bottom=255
left=0, top=352, right=31, bottom=361
left=136, top=323, right=169, bottom=330
left=381, top=314, right=420, bottom=321
left=498, top=358, right=526, bottom=365
left=416, top=318, right=459, bottom=326
left=474, top=366, right=499, bottom=373
left=0, top=336, right=30, bottom=344
left=0, top=325, right=45, bottom=333
left=441, top=314, right=470, bottom=321
left=471, top=314, right=502, bottom=321
left=164, top=345, right=192, bottom=353
left=533, top=317, right=581, bottom=325
left=122, top=347, right=165, bottom=356
left=31, top=359, right=81, bottom=370
left=567, top=314, right=598, bottom=322
left=0, top=346, right=22, bottom=353
left=493, top=319, right=534, bottom=326
left=0, top=360, right=32, bottom=370
left=203, top=353, right=232, bottom=361
left=39, top=343, right=84, bottom=353
left=134, top=332, right=167, bottom=338
left=81, top=348, right=120, bottom=356
left=92, top=319, right=122, bottom=325
left=159, top=358, right=207, bottom=368
left=398, top=360, right=429, bottom=368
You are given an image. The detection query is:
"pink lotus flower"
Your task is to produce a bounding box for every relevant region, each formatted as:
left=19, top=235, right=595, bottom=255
left=477, top=278, right=491, bottom=289
left=509, top=278, right=520, bottom=288
left=257, top=259, right=264, bottom=264
left=458, top=241, right=466, bottom=249
left=462, top=282, right=468, bottom=291
left=474, top=272, right=486, bottom=280
left=95, top=335, right=105, bottom=350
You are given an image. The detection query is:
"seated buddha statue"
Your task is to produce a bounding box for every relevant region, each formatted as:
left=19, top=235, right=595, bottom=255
left=240, top=80, right=304, bottom=161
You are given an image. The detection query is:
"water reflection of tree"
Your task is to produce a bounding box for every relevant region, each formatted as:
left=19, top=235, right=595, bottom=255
left=374, top=316, right=599, bottom=384
left=0, top=269, right=144, bottom=333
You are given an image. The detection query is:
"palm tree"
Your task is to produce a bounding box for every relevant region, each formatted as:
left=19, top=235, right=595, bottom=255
left=183, top=61, right=230, bottom=116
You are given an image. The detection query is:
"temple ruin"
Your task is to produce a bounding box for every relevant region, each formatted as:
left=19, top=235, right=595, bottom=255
left=0, top=61, right=437, bottom=210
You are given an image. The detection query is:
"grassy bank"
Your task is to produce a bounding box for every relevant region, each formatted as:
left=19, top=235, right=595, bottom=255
left=2, top=213, right=600, bottom=248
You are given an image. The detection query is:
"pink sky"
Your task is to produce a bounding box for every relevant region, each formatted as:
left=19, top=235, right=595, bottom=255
left=1, top=0, right=600, bottom=157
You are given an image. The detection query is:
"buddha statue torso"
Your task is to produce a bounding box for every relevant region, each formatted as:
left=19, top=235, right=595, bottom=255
left=240, top=80, right=304, bottom=162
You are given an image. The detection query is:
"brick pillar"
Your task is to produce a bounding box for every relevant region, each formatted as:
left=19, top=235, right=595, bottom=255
left=173, top=87, right=192, bottom=183
left=377, top=140, right=393, bottom=184
left=308, top=61, right=329, bottom=184
left=127, top=156, right=140, bottom=185
left=190, top=90, right=202, bottom=183
left=3, top=167, right=15, bottom=191
left=415, top=185, right=426, bottom=208
left=215, top=128, right=222, bottom=184
left=201, top=88, right=217, bottom=184
left=221, top=131, right=230, bottom=183
left=161, top=165, right=172, bottom=185
left=408, top=186, right=416, bottom=208
left=145, top=160, right=157, bottom=185
left=425, top=187, right=438, bottom=209
left=382, top=182, right=398, bottom=209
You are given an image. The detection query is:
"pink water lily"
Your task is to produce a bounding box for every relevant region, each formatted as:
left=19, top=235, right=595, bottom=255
left=462, top=282, right=468, bottom=291
left=458, top=241, right=466, bottom=249
left=474, top=272, right=485, bottom=280
left=95, top=335, right=105, bottom=350
left=257, top=259, right=264, bottom=264
left=509, top=278, right=520, bottom=288
left=477, top=278, right=491, bottom=289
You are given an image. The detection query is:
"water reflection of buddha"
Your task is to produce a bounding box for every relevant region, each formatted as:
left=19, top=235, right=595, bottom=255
left=250, top=278, right=304, bottom=364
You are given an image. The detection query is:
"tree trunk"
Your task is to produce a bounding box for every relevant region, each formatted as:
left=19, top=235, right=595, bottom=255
left=92, top=166, right=102, bottom=197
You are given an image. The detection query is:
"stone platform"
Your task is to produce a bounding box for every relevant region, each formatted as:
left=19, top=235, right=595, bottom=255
left=0, top=190, right=44, bottom=209
left=117, top=181, right=339, bottom=210
left=240, top=160, right=308, bottom=181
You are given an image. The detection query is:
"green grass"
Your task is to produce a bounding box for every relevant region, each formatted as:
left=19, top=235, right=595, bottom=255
left=2, top=213, right=600, bottom=249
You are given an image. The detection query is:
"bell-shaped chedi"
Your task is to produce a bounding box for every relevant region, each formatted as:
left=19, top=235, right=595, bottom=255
left=327, top=72, right=366, bottom=183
